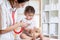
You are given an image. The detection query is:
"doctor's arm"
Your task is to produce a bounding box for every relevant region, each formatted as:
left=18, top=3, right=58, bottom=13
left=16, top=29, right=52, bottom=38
left=0, top=17, right=29, bottom=34
left=0, top=20, right=29, bottom=34
left=0, top=22, right=23, bottom=34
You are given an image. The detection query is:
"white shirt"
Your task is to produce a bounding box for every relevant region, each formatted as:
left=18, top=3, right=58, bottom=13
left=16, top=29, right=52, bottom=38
left=21, top=18, right=37, bottom=29
left=0, top=0, right=17, bottom=40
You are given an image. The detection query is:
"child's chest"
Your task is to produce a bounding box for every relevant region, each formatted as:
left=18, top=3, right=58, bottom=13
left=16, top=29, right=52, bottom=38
left=24, top=20, right=34, bottom=29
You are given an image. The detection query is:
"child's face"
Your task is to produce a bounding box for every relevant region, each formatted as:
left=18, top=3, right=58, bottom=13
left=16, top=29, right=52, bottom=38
left=25, top=13, right=34, bottom=20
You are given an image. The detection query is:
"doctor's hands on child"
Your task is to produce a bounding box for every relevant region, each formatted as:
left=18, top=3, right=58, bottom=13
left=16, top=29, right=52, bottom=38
left=0, top=21, right=30, bottom=34
left=20, top=20, right=30, bottom=27
left=15, top=20, right=30, bottom=30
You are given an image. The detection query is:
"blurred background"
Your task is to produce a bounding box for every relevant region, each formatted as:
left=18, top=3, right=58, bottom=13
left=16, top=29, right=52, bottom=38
left=42, top=0, right=60, bottom=40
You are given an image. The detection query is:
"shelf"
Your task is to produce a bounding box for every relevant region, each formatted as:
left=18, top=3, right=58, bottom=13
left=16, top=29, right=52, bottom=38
left=43, top=34, right=50, bottom=37
left=43, top=34, right=58, bottom=39
left=42, top=0, right=59, bottom=39
left=50, top=0, right=58, bottom=4
left=42, top=0, right=49, bottom=5
left=42, top=22, right=59, bottom=24
left=50, top=36, right=58, bottom=39
left=42, top=0, right=58, bottom=5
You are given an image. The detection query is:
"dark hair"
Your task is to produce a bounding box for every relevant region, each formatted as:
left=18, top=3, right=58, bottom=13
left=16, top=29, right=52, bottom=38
left=24, top=6, right=35, bottom=14
left=17, top=0, right=29, bottom=3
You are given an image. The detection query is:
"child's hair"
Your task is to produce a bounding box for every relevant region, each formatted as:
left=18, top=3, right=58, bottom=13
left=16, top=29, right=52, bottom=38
left=17, top=0, right=29, bottom=3
left=24, top=6, right=35, bottom=14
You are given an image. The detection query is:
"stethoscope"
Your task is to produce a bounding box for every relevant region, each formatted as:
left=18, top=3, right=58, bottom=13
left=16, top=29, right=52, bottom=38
left=11, top=8, right=25, bottom=34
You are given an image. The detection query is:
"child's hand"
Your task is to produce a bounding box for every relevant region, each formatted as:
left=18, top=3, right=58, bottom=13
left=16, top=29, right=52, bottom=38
left=20, top=21, right=30, bottom=27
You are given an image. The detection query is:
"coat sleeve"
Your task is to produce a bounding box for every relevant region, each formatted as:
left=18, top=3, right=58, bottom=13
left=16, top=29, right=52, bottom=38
left=0, top=3, right=7, bottom=30
left=0, top=5, right=2, bottom=30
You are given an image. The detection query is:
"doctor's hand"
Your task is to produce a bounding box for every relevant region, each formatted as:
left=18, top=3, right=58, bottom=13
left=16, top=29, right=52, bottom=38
left=20, top=21, right=30, bottom=27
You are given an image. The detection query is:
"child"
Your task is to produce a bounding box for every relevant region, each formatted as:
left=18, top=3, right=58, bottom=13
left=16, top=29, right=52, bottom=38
left=20, top=6, right=43, bottom=40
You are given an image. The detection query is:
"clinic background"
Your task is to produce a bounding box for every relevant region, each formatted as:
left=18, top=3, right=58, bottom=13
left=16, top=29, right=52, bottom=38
left=0, top=0, right=60, bottom=40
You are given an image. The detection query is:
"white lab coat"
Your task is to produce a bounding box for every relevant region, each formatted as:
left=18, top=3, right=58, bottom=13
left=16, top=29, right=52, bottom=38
left=0, top=0, right=17, bottom=40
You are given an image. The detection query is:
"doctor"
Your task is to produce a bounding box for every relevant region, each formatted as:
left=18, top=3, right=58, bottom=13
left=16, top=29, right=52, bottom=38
left=0, top=0, right=29, bottom=40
